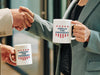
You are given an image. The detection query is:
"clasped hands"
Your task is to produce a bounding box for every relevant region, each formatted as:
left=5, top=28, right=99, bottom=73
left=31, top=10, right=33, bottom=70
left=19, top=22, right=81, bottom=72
left=10, top=6, right=34, bottom=31
left=1, top=7, right=34, bottom=66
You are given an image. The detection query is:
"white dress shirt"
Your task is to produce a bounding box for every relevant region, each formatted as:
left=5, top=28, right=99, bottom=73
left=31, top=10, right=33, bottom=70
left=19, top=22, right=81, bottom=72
left=0, top=8, right=13, bottom=37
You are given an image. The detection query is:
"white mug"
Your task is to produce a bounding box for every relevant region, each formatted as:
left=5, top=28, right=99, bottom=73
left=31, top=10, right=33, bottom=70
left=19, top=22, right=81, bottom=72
left=10, top=44, right=32, bottom=65
left=53, top=19, right=75, bottom=43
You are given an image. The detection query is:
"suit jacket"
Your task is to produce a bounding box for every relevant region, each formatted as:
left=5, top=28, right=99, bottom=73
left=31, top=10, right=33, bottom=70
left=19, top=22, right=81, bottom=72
left=28, top=0, right=100, bottom=75
left=0, top=8, right=13, bottom=37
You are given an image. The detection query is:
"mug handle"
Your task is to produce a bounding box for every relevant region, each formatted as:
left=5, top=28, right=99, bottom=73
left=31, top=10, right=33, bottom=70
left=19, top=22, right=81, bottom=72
left=71, top=24, right=76, bottom=40
left=9, top=49, right=16, bottom=63
left=71, top=37, right=76, bottom=40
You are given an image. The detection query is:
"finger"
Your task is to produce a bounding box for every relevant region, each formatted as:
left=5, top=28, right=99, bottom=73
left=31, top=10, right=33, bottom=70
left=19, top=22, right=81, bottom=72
left=24, top=15, right=32, bottom=27
left=19, top=6, right=34, bottom=17
left=12, top=25, right=14, bottom=28
left=73, top=32, right=85, bottom=39
left=5, top=57, right=9, bottom=62
left=3, top=57, right=9, bottom=62
left=74, top=24, right=85, bottom=30
left=6, top=57, right=16, bottom=66
left=73, top=29, right=86, bottom=35
left=15, top=26, right=20, bottom=31
left=15, top=26, right=23, bottom=31
left=24, top=12, right=34, bottom=23
left=17, top=25, right=24, bottom=31
left=11, top=55, right=16, bottom=60
left=5, top=47, right=15, bottom=54
left=23, top=22, right=27, bottom=29
left=71, top=21, right=85, bottom=29
left=13, top=59, right=16, bottom=61
left=76, top=37, right=85, bottom=42
left=19, top=27, right=24, bottom=31
left=71, top=21, right=82, bottom=25
left=11, top=54, right=16, bottom=61
left=1, top=45, right=15, bottom=54
left=8, top=49, right=15, bottom=54
left=7, top=60, right=16, bottom=66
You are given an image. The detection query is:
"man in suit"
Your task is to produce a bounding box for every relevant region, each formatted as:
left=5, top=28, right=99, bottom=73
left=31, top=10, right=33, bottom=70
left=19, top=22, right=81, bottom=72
left=11, top=0, right=100, bottom=75
left=0, top=7, right=34, bottom=66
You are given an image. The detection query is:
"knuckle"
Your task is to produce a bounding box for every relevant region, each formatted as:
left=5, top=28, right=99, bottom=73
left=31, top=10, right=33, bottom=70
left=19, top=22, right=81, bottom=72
left=29, top=24, right=32, bottom=27
left=31, top=13, right=34, bottom=17
left=30, top=19, right=33, bottom=22
left=27, top=23, right=30, bottom=26
left=83, top=26, right=86, bottom=30
left=82, top=31, right=85, bottom=35
left=74, top=26, right=77, bottom=29
left=76, top=38, right=79, bottom=41
left=33, top=19, right=34, bottom=23
left=73, top=29, right=75, bottom=32
left=21, top=13, right=25, bottom=17
left=83, top=38, right=85, bottom=41
left=73, top=33, right=75, bottom=36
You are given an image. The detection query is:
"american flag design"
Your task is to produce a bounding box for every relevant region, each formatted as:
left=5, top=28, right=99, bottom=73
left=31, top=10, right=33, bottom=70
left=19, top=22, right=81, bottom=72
left=18, top=49, right=31, bottom=61
left=55, top=25, right=69, bottom=38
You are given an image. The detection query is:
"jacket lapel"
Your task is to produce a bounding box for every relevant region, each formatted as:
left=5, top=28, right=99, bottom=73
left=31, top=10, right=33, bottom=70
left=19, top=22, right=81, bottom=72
left=78, top=0, right=100, bottom=23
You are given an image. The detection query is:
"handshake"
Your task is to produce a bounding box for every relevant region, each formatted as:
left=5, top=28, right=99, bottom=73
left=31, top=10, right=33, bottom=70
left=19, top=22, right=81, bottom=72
left=11, top=6, right=34, bottom=31
left=1, top=6, right=34, bottom=66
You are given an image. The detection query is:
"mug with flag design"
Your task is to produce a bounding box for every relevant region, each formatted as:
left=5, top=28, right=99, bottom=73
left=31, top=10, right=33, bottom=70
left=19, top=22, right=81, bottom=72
left=53, top=19, right=75, bottom=43
left=10, top=44, right=32, bottom=65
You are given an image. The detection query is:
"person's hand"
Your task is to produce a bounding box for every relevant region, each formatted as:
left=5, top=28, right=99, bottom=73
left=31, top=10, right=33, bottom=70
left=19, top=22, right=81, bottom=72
left=10, top=8, right=34, bottom=31
left=78, top=0, right=88, bottom=6
left=71, top=21, right=90, bottom=42
left=19, top=6, right=34, bottom=23
left=19, top=6, right=34, bottom=18
left=1, top=45, right=16, bottom=66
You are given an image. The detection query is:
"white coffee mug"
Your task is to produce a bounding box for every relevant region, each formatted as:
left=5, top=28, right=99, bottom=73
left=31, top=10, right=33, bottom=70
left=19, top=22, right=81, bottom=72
left=53, top=19, right=75, bottom=43
left=10, top=44, right=32, bottom=65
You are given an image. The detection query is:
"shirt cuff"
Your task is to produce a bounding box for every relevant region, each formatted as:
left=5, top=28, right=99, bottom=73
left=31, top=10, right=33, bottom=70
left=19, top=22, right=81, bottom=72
left=3, top=8, right=13, bottom=26
left=0, top=8, right=13, bottom=37
left=83, top=42, right=88, bottom=48
left=8, top=8, right=13, bottom=26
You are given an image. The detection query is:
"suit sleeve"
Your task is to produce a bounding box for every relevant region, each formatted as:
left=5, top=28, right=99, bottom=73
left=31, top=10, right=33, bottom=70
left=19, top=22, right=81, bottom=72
left=85, top=30, right=100, bottom=54
left=0, top=8, right=13, bottom=37
left=28, top=14, right=53, bottom=42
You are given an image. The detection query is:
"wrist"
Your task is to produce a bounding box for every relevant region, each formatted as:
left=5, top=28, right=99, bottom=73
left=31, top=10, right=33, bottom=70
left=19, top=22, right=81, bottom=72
left=86, top=30, right=91, bottom=42
left=10, top=9, right=14, bottom=27
left=86, top=36, right=90, bottom=42
left=10, top=9, right=18, bottom=27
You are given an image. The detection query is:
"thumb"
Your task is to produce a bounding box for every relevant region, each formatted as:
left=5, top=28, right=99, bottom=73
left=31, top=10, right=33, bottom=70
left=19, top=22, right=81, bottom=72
left=19, top=6, right=25, bottom=12
left=71, top=21, right=82, bottom=25
left=19, top=6, right=34, bottom=17
left=1, top=45, right=15, bottom=54
left=8, top=48, right=15, bottom=54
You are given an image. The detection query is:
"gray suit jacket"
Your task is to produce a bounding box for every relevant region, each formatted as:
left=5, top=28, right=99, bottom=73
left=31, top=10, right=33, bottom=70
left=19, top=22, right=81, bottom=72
left=28, top=0, right=100, bottom=75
